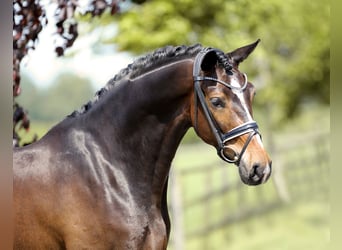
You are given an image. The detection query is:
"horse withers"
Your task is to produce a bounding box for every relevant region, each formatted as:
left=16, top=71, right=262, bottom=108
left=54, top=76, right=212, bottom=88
left=13, top=40, right=271, bottom=249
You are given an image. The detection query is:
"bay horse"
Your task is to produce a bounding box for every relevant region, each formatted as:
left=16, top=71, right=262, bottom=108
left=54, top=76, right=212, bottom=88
left=13, top=40, right=272, bottom=249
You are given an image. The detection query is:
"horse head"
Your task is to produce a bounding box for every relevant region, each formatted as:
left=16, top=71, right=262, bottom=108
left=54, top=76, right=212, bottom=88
left=191, top=40, right=272, bottom=185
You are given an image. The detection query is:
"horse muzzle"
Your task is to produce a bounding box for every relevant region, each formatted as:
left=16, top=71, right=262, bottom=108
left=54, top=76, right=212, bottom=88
left=238, top=160, right=272, bottom=185
left=219, top=123, right=272, bottom=186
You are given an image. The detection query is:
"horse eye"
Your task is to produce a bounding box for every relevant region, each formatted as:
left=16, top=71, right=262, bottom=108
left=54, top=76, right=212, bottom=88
left=210, top=97, right=225, bottom=108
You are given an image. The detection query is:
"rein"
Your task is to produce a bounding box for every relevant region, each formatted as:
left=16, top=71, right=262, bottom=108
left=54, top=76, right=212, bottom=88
left=193, top=48, right=261, bottom=164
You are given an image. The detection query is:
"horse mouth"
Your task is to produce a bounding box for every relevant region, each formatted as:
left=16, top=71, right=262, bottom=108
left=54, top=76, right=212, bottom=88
left=238, top=162, right=272, bottom=186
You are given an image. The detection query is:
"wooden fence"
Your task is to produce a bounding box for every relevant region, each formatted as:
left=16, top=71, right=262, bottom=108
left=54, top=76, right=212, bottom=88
left=167, top=131, right=329, bottom=250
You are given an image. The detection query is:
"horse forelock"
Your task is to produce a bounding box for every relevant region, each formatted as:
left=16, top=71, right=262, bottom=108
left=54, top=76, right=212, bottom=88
left=68, top=44, right=204, bottom=117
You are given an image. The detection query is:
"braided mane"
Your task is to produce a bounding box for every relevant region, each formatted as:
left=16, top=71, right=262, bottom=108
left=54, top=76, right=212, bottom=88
left=69, top=44, right=231, bottom=117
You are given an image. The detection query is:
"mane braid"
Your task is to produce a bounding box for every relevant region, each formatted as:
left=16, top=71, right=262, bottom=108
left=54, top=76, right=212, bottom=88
left=214, top=50, right=233, bottom=74
left=68, top=44, right=204, bottom=117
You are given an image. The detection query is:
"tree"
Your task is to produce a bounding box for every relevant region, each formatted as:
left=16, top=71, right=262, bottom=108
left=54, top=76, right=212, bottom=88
left=35, top=73, right=94, bottom=122
left=98, top=0, right=329, bottom=125
left=12, top=0, right=138, bottom=147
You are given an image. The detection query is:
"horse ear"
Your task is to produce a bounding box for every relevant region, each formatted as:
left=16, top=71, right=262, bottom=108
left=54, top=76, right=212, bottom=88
left=227, top=39, right=260, bottom=66
left=201, top=50, right=218, bottom=72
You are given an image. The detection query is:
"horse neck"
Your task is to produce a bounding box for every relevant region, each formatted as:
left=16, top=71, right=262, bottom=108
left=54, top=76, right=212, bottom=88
left=85, top=59, right=194, bottom=200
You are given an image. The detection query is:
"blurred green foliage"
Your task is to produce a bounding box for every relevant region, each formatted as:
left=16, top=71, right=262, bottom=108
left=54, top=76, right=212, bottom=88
left=17, top=73, right=94, bottom=123
left=83, top=0, right=329, bottom=125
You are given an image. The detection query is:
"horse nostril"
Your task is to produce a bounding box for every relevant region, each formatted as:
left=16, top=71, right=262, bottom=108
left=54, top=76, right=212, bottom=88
left=251, top=163, right=264, bottom=178
left=247, top=162, right=272, bottom=185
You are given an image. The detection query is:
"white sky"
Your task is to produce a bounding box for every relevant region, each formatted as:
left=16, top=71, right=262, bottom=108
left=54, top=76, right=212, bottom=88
left=21, top=1, right=133, bottom=90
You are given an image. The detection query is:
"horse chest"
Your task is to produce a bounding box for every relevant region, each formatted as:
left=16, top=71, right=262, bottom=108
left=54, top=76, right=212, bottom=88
left=103, top=202, right=169, bottom=249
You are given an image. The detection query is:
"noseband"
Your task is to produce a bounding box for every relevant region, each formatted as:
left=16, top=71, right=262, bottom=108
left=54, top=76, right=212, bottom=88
left=193, top=48, right=261, bottom=164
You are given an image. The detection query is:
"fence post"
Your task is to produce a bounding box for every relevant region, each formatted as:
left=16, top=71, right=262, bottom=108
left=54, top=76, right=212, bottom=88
left=272, top=154, right=291, bottom=203
left=169, top=169, right=184, bottom=250
left=265, top=104, right=291, bottom=203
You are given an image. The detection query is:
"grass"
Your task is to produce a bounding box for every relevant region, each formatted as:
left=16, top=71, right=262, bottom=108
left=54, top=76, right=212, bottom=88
left=203, top=202, right=329, bottom=250
left=16, top=119, right=56, bottom=146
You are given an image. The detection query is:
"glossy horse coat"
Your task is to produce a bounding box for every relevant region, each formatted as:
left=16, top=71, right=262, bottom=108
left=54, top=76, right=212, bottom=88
left=13, top=41, right=271, bottom=249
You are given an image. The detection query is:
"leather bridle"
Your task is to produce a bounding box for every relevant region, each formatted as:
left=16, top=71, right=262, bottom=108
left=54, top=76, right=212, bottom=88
left=193, top=48, right=261, bottom=164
